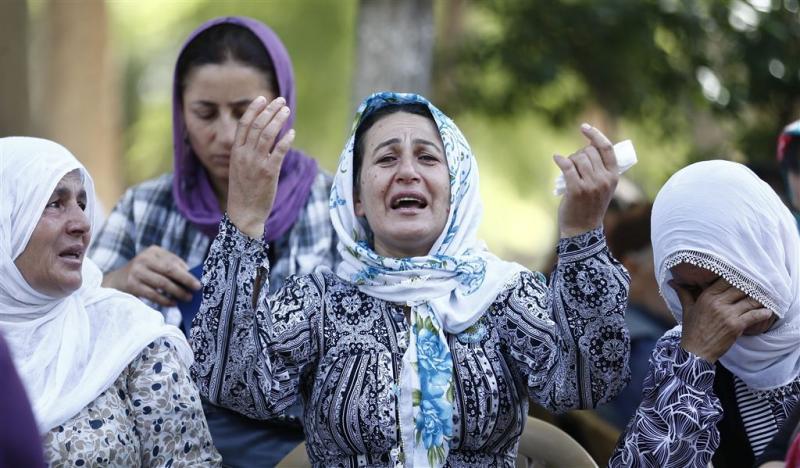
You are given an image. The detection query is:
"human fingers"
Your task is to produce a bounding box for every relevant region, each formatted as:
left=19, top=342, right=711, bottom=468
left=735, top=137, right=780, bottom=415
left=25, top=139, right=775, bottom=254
left=569, top=150, right=594, bottom=181
left=137, top=268, right=194, bottom=303
left=731, top=294, right=765, bottom=315
left=141, top=245, right=189, bottom=270
left=256, top=105, right=291, bottom=156
left=581, top=144, right=604, bottom=177
left=265, top=129, right=296, bottom=174
left=133, top=282, right=177, bottom=307
left=705, top=276, right=733, bottom=296
left=580, top=123, right=618, bottom=172
left=235, top=96, right=269, bottom=147
left=738, top=308, right=775, bottom=332
left=669, top=279, right=696, bottom=312
left=245, top=99, right=286, bottom=149
left=553, top=154, right=582, bottom=187
left=149, top=249, right=201, bottom=291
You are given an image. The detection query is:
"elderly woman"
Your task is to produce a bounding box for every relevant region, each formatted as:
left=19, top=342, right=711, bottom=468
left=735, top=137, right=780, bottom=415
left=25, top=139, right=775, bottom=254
left=89, top=17, right=337, bottom=465
left=0, top=137, right=220, bottom=466
left=610, top=160, right=800, bottom=467
left=191, top=92, right=631, bottom=466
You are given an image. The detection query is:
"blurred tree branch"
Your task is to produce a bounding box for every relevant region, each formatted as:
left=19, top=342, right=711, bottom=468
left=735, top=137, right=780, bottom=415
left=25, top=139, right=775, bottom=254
left=448, top=0, right=800, bottom=162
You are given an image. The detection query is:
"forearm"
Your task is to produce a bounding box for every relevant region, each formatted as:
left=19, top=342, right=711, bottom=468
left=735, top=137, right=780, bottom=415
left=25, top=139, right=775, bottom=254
left=549, top=227, right=631, bottom=408
left=189, top=215, right=318, bottom=419
left=609, top=336, right=722, bottom=468
left=189, top=215, right=274, bottom=418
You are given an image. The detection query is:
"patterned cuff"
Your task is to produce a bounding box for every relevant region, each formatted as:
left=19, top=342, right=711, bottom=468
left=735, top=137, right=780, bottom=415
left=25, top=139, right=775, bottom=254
left=669, top=341, right=716, bottom=391
left=556, top=227, right=607, bottom=262
left=218, top=214, right=269, bottom=269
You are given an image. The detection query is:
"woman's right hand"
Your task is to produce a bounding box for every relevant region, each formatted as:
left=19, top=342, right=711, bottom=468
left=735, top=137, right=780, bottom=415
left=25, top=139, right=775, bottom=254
left=102, top=246, right=201, bottom=307
left=226, top=96, right=296, bottom=239
left=675, top=277, right=773, bottom=363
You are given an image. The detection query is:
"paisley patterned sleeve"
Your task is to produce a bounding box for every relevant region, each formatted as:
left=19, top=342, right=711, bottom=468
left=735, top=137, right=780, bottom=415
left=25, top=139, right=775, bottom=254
left=490, top=227, right=630, bottom=411
left=189, top=215, right=321, bottom=420
left=128, top=338, right=222, bottom=466
left=608, top=333, right=723, bottom=468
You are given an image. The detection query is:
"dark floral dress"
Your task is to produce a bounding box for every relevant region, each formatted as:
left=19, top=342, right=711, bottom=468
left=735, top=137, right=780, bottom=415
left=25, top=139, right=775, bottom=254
left=191, top=217, right=630, bottom=467
left=43, top=338, right=221, bottom=467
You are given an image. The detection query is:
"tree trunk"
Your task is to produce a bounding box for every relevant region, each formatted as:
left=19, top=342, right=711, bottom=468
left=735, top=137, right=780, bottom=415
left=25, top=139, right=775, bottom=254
left=353, top=0, right=435, bottom=110
left=34, top=0, right=122, bottom=213
left=0, top=0, right=31, bottom=136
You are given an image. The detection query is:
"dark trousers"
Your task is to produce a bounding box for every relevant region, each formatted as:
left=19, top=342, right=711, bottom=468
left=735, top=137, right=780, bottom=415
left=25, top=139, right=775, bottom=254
left=202, top=399, right=305, bottom=467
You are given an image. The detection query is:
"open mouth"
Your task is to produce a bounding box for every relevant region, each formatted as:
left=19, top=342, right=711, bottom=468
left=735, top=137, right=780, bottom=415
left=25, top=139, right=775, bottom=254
left=59, top=246, right=84, bottom=261
left=390, top=193, right=428, bottom=210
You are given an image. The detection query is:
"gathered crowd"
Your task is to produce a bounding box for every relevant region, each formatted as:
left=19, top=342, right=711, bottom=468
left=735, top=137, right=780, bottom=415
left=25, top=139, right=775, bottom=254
left=3, top=15, right=800, bottom=468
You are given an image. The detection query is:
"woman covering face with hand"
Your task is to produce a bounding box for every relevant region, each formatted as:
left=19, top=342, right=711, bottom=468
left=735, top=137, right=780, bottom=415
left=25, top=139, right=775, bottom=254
left=610, top=160, right=800, bottom=467
left=0, top=137, right=220, bottom=466
left=191, top=92, right=631, bottom=466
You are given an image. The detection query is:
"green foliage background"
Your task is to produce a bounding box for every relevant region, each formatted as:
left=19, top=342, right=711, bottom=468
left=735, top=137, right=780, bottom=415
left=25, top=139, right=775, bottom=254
left=107, top=0, right=800, bottom=268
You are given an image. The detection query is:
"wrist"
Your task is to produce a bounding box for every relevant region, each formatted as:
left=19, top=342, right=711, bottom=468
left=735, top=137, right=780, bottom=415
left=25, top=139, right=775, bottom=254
left=680, top=339, right=718, bottom=364
left=228, top=210, right=266, bottom=239
left=559, top=223, right=601, bottom=239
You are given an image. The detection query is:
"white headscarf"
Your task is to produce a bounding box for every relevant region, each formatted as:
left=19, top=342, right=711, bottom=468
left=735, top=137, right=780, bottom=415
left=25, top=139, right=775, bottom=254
left=0, top=137, right=192, bottom=433
left=330, top=93, right=525, bottom=467
left=652, top=160, right=800, bottom=390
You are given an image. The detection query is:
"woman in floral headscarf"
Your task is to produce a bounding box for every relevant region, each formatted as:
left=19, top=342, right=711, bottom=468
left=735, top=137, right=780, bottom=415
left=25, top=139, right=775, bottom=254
left=610, top=161, right=800, bottom=467
left=191, top=92, right=631, bottom=466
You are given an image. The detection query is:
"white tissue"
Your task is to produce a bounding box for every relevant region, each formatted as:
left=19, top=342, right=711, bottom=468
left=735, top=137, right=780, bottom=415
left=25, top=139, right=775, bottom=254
left=553, top=139, right=637, bottom=196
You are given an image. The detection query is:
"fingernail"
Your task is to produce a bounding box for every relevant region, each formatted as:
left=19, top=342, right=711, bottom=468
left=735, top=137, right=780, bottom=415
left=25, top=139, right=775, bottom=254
left=288, top=129, right=296, bottom=138
left=254, top=96, right=266, bottom=104
left=281, top=106, right=290, bottom=114
left=581, top=123, right=591, bottom=131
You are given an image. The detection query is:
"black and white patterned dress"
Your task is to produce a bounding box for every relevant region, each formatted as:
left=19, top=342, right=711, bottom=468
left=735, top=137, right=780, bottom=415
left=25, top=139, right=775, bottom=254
left=190, top=217, right=630, bottom=467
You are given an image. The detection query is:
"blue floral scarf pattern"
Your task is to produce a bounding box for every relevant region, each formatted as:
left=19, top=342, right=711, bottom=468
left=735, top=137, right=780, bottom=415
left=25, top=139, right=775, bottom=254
left=329, top=92, right=525, bottom=467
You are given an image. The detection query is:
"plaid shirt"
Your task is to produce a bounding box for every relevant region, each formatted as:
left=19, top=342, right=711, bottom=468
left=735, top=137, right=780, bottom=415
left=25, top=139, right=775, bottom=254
left=89, top=171, right=338, bottom=315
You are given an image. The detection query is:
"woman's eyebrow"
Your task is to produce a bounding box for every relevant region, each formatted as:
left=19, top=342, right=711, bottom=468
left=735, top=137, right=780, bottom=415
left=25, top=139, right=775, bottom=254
left=413, top=138, right=442, bottom=152
left=372, top=138, right=401, bottom=155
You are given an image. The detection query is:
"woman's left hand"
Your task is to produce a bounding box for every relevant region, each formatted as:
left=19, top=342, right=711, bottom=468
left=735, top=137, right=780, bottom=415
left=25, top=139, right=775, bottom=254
left=553, top=123, right=619, bottom=238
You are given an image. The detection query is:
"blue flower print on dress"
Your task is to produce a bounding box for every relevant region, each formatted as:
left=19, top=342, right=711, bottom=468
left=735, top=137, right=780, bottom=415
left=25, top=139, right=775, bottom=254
left=416, top=398, right=453, bottom=454
left=417, top=328, right=452, bottom=390
left=411, top=313, right=454, bottom=466
left=328, top=92, right=527, bottom=467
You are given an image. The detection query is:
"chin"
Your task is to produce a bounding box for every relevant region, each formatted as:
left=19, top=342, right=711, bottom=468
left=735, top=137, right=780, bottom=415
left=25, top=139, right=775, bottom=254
left=58, top=276, right=83, bottom=296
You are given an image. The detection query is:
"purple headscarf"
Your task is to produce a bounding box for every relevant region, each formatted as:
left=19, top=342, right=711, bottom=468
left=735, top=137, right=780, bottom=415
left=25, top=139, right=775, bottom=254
left=172, top=16, right=318, bottom=241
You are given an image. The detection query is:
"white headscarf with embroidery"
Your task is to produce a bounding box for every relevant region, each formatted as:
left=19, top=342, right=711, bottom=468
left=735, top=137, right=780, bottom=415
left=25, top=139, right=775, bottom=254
left=652, top=160, right=800, bottom=390
left=330, top=92, right=525, bottom=466
left=0, top=137, right=192, bottom=433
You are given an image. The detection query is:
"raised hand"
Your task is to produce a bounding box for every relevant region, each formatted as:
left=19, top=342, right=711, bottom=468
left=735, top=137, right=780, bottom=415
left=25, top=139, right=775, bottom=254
left=102, top=245, right=201, bottom=307
left=553, top=123, right=618, bottom=238
left=675, top=277, right=773, bottom=363
left=227, top=96, right=296, bottom=239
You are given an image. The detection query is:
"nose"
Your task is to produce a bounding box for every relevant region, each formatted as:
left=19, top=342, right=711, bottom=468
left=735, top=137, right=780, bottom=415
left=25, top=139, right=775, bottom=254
left=218, top=113, right=237, bottom=149
left=395, top=153, right=421, bottom=183
left=66, top=204, right=91, bottom=238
